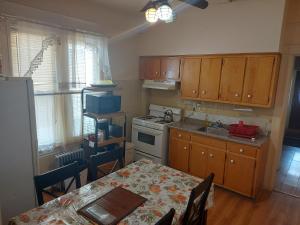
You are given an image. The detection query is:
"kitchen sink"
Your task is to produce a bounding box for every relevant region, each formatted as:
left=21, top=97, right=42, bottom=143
left=197, top=126, right=229, bottom=136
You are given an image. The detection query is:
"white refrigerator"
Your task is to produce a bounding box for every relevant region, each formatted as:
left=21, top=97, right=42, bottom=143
left=0, top=76, right=38, bottom=224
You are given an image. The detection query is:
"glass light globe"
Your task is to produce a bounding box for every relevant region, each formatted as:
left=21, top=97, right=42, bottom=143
left=157, top=4, right=173, bottom=21
left=145, top=7, right=158, bottom=23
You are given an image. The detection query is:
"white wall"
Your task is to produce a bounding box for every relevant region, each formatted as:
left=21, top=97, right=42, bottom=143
left=137, top=0, right=285, bottom=55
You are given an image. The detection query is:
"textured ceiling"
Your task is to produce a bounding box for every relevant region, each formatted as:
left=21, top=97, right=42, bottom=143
left=89, top=0, right=234, bottom=15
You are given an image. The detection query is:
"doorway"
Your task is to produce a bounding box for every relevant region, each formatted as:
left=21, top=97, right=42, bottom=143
left=275, top=57, right=300, bottom=197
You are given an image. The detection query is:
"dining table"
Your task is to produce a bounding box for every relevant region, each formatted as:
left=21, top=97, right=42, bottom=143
left=9, top=159, right=214, bottom=225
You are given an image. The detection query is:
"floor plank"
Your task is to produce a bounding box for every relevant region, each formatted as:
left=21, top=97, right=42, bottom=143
left=208, top=187, right=300, bottom=225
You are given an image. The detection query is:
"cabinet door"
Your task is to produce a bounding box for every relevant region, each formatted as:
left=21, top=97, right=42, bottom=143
left=169, top=138, right=190, bottom=172
left=242, top=56, right=275, bottom=105
left=139, top=57, right=161, bottom=80
left=224, top=153, right=256, bottom=196
left=199, top=57, right=222, bottom=100
left=189, top=143, right=207, bottom=178
left=206, top=148, right=226, bottom=185
left=219, top=57, right=246, bottom=102
left=161, top=57, right=180, bottom=80
left=180, top=58, right=201, bottom=98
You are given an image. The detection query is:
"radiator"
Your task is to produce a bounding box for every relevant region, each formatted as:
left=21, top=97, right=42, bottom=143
left=55, top=149, right=87, bottom=190
left=55, top=149, right=85, bottom=167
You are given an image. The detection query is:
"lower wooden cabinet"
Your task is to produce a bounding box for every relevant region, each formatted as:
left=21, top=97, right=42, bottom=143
left=168, top=128, right=268, bottom=198
left=224, top=153, right=256, bottom=196
left=169, top=137, right=190, bottom=172
left=189, top=143, right=207, bottom=178
left=206, top=148, right=226, bottom=185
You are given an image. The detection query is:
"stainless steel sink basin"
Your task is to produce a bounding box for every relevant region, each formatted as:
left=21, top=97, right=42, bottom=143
left=197, top=126, right=229, bottom=136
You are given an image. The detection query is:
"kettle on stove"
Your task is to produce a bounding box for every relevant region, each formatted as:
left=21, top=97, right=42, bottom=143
left=163, top=109, right=174, bottom=123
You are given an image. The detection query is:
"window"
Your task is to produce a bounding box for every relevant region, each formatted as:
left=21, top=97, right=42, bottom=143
left=10, top=21, right=111, bottom=153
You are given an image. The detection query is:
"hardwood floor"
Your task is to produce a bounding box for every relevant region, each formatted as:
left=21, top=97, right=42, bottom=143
left=274, top=145, right=300, bottom=196
left=208, top=187, right=300, bottom=225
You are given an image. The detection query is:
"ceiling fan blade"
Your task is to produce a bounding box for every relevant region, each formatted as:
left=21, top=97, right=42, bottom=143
left=178, top=0, right=209, bottom=9
left=140, top=1, right=156, bottom=12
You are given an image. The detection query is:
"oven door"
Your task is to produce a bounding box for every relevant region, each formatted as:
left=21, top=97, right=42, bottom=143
left=132, top=124, right=163, bottom=158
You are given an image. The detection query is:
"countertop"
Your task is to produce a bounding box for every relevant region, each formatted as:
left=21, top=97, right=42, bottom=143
left=168, top=120, right=269, bottom=147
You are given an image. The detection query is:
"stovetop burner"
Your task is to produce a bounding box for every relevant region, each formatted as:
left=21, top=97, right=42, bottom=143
left=139, top=115, right=157, bottom=120
left=156, top=120, right=173, bottom=124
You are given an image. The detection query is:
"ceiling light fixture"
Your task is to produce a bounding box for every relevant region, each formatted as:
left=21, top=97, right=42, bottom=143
left=157, top=3, right=173, bottom=21
left=145, top=7, right=159, bottom=23
left=141, top=0, right=209, bottom=24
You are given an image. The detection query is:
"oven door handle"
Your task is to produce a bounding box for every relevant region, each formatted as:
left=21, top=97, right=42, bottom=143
left=132, top=125, right=162, bottom=136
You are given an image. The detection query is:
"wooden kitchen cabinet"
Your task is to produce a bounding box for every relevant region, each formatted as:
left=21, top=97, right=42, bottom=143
left=242, top=55, right=277, bottom=106
left=139, top=57, right=161, bottom=80
left=168, top=127, right=269, bottom=198
left=161, top=57, right=181, bottom=80
left=189, top=143, right=207, bottom=178
left=168, top=137, right=190, bottom=172
left=180, top=58, right=201, bottom=98
left=224, top=153, right=256, bottom=197
left=219, top=56, right=246, bottom=103
left=199, top=57, right=222, bottom=100
left=206, top=148, right=226, bottom=185
left=139, top=56, right=180, bottom=80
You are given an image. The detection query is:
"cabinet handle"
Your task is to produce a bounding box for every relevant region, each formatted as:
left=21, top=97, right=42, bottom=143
left=178, top=134, right=182, bottom=138
left=164, top=71, right=167, bottom=75
left=234, top=93, right=239, bottom=97
left=230, top=159, right=235, bottom=164
left=209, top=153, right=214, bottom=158
left=184, top=146, right=188, bottom=150
left=201, top=152, right=205, bottom=155
left=192, top=90, right=197, bottom=94
left=247, top=94, right=252, bottom=98
left=239, top=148, right=244, bottom=153
left=202, top=90, right=206, bottom=95
left=155, top=71, right=159, bottom=75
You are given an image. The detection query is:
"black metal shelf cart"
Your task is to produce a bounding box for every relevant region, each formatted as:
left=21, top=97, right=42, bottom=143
left=81, top=87, right=126, bottom=162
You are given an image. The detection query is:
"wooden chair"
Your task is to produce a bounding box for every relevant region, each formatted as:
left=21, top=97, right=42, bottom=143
left=34, top=161, right=81, bottom=206
left=182, top=173, right=215, bottom=225
left=89, top=147, right=124, bottom=182
left=155, top=208, right=176, bottom=225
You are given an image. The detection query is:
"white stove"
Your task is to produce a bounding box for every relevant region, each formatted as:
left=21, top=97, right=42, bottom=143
left=132, top=104, right=182, bottom=164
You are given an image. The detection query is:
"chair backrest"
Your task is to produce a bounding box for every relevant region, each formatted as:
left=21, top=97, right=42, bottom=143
left=155, top=208, right=176, bottom=225
left=182, top=173, right=214, bottom=225
left=89, top=147, right=124, bottom=181
left=34, top=161, right=81, bottom=205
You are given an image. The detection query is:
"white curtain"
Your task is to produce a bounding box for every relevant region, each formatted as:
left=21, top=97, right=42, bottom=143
left=9, top=20, right=111, bottom=153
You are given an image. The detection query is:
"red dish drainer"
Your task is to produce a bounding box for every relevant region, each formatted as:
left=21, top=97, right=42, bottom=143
left=229, top=121, right=259, bottom=139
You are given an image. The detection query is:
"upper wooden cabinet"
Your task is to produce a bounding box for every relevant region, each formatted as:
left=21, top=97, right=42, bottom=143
left=139, top=56, right=180, bottom=81
left=140, top=53, right=280, bottom=108
left=242, top=55, right=277, bottom=106
left=219, top=56, right=246, bottom=103
left=139, top=57, right=161, bottom=80
left=180, top=58, right=201, bottom=98
left=199, top=57, right=222, bottom=100
left=161, top=57, right=180, bottom=80
left=179, top=53, right=280, bottom=108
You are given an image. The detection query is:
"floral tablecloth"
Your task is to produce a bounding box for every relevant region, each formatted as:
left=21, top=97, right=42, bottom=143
left=9, top=159, right=214, bottom=225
